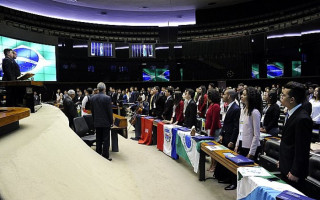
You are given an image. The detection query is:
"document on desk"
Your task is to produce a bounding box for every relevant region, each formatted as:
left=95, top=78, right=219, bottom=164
left=238, top=166, right=271, bottom=177
left=205, top=145, right=228, bottom=151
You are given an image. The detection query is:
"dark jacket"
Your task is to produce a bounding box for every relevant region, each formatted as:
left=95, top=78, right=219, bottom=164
left=184, top=99, right=197, bottom=128
left=279, top=106, right=312, bottom=179
left=162, top=96, right=174, bottom=120
left=263, top=103, right=280, bottom=132
left=155, top=92, right=166, bottom=118
left=2, top=58, right=17, bottom=81
left=63, top=96, right=77, bottom=120
left=91, top=92, right=113, bottom=128
left=220, top=102, right=240, bottom=146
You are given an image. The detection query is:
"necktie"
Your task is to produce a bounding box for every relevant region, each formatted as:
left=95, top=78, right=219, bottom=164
left=284, top=113, right=289, bottom=125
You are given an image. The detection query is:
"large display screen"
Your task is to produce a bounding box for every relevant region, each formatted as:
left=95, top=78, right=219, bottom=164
left=89, top=41, right=114, bottom=57
left=0, top=36, right=56, bottom=81
left=267, top=62, right=284, bottom=78
left=292, top=61, right=301, bottom=77
left=130, top=44, right=155, bottom=58
left=142, top=67, right=169, bottom=82
left=251, top=64, right=259, bottom=79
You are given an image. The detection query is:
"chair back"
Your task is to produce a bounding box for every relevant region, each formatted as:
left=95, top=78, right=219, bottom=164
left=73, top=117, right=89, bottom=137
left=264, top=139, right=280, bottom=160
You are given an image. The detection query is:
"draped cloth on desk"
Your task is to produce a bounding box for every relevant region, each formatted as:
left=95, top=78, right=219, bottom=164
left=138, top=117, right=154, bottom=145
left=176, top=129, right=200, bottom=173
left=163, top=124, right=180, bottom=159
left=157, top=122, right=165, bottom=151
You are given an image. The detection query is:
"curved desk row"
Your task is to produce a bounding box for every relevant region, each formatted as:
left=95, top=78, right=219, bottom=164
left=0, top=107, right=30, bottom=135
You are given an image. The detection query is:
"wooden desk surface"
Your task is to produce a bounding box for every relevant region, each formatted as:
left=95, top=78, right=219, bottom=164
left=0, top=81, right=43, bottom=87
left=201, top=142, right=258, bottom=175
left=0, top=107, right=30, bottom=127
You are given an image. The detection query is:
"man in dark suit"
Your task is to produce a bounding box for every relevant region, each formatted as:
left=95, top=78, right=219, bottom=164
left=63, top=89, right=77, bottom=130
left=216, top=89, right=240, bottom=190
left=162, top=87, right=174, bottom=120
left=279, top=81, right=312, bottom=191
left=12, top=51, right=21, bottom=79
left=2, top=49, right=20, bottom=106
left=184, top=88, right=197, bottom=128
left=91, top=82, right=113, bottom=161
left=154, top=86, right=165, bottom=119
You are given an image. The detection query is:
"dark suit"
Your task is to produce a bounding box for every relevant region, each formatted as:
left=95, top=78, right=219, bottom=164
left=63, top=96, right=77, bottom=129
left=91, top=92, right=113, bottom=158
left=221, top=102, right=240, bottom=146
left=162, top=96, right=174, bottom=120
left=111, top=92, right=117, bottom=105
left=262, top=103, right=280, bottom=135
left=155, top=93, right=166, bottom=119
left=280, top=106, right=312, bottom=189
left=215, top=102, right=240, bottom=183
left=2, top=57, right=16, bottom=81
left=184, top=99, right=197, bottom=128
left=13, top=60, right=21, bottom=78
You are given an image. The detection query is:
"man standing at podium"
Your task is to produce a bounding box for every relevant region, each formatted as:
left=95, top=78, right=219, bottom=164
left=2, top=48, right=19, bottom=106
left=12, top=50, right=21, bottom=79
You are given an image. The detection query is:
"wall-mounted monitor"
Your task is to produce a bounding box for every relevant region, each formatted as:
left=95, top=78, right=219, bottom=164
left=292, top=61, right=301, bottom=77
left=0, top=36, right=56, bottom=81
left=130, top=44, right=155, bottom=58
left=267, top=62, right=284, bottom=78
left=142, top=67, right=169, bottom=81
left=89, top=41, right=114, bottom=57
left=251, top=64, right=259, bottom=79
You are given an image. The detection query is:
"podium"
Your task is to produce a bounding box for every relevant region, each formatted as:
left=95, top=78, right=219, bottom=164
left=0, top=81, right=43, bottom=113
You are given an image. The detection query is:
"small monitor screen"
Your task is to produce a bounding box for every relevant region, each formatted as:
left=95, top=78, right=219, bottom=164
left=0, top=36, right=56, bottom=81
left=267, top=62, right=284, bottom=78
left=89, top=41, right=114, bottom=57
left=251, top=64, right=259, bottom=79
left=142, top=67, right=169, bottom=81
left=292, top=61, right=301, bottom=77
left=130, top=44, right=154, bottom=58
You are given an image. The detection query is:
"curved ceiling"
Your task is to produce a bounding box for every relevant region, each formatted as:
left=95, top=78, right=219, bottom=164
left=0, top=0, right=252, bottom=26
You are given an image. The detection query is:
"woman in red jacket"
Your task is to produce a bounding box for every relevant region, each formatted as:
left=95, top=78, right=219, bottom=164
left=205, top=88, right=222, bottom=172
left=170, top=91, right=184, bottom=125
left=197, top=85, right=208, bottom=118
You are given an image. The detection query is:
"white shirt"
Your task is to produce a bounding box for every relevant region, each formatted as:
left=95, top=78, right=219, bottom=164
left=287, top=103, right=302, bottom=119
left=310, top=99, right=320, bottom=124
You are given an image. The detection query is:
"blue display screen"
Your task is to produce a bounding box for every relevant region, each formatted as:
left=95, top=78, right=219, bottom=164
left=267, top=62, right=284, bottom=78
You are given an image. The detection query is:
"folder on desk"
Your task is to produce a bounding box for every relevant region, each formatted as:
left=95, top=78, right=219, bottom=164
left=276, top=190, right=315, bottom=200
left=192, top=136, right=215, bottom=142
left=223, top=153, right=254, bottom=166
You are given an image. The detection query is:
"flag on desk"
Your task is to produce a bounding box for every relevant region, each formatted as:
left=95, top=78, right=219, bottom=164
left=163, top=124, right=180, bottom=159
left=176, top=129, right=200, bottom=173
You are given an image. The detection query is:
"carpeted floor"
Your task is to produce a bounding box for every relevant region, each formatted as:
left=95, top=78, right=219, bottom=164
left=0, top=104, right=236, bottom=200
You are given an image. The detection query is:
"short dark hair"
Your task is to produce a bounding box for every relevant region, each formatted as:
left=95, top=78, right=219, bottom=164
left=226, top=89, right=237, bottom=100
left=154, top=86, right=160, bottom=92
left=3, top=48, right=12, bottom=56
left=166, top=87, right=174, bottom=95
left=284, top=81, right=306, bottom=104
left=207, top=89, right=220, bottom=104
left=87, top=88, right=93, bottom=95
left=186, top=88, right=195, bottom=99
left=209, top=83, right=214, bottom=88
left=268, top=89, right=278, bottom=104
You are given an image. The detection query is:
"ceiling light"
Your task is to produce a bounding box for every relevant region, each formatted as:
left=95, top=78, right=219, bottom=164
left=67, top=0, right=77, bottom=2
left=100, top=11, right=107, bottom=15
left=141, top=6, right=148, bottom=9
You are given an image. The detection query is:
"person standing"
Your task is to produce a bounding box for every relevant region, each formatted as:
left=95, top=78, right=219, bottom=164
left=216, top=89, right=240, bottom=190
left=63, top=90, right=77, bottom=130
left=205, top=89, right=222, bottom=172
left=162, top=87, right=174, bottom=120
left=184, top=88, right=197, bottom=128
left=279, top=81, right=312, bottom=191
left=12, top=50, right=21, bottom=79
left=91, top=82, right=113, bottom=161
left=2, top=49, right=15, bottom=81
left=260, top=89, right=280, bottom=136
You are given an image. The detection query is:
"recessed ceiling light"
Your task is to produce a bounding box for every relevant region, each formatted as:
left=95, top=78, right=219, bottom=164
left=208, top=2, right=216, bottom=6
left=100, top=11, right=107, bottom=15
left=141, top=6, right=148, bottom=9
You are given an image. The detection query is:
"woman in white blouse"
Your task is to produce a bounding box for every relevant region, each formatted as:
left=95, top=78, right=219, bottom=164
left=310, top=87, right=320, bottom=124
left=235, top=87, right=262, bottom=161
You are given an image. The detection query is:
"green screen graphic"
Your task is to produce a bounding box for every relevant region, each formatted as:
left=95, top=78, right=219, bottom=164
left=292, top=61, right=301, bottom=77
left=0, top=36, right=56, bottom=81
left=251, top=64, right=259, bottom=79
left=142, top=67, right=170, bottom=82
